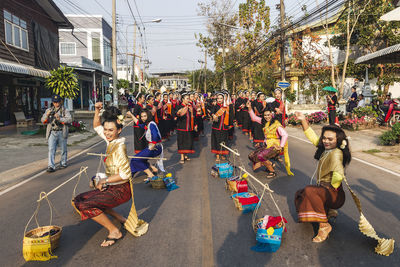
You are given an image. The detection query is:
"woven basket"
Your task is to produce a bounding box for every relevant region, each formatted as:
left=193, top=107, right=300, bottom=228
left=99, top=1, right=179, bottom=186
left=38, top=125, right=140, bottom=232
left=25, top=225, right=62, bottom=251
left=150, top=178, right=165, bottom=189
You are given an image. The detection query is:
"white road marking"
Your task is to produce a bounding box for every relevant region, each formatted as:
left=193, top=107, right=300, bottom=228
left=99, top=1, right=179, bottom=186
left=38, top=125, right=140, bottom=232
left=289, top=134, right=400, bottom=177
left=0, top=140, right=103, bottom=197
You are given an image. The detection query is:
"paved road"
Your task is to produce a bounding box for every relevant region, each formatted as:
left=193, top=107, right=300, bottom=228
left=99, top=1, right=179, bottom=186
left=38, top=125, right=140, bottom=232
left=0, top=122, right=398, bottom=266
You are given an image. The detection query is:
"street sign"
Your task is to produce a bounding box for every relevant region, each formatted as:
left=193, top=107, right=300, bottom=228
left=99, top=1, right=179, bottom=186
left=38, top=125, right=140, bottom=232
left=277, top=81, right=290, bottom=88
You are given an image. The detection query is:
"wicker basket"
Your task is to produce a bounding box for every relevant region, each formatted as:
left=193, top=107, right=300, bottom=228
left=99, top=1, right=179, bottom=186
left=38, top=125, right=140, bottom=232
left=24, top=225, right=62, bottom=251
left=150, top=177, right=165, bottom=189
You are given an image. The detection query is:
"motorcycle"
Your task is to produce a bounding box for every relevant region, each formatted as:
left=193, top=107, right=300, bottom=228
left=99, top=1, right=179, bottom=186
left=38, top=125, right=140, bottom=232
left=374, top=98, right=400, bottom=126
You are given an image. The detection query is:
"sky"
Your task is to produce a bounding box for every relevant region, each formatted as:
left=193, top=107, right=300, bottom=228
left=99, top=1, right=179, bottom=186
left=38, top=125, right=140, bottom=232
left=53, top=0, right=317, bottom=74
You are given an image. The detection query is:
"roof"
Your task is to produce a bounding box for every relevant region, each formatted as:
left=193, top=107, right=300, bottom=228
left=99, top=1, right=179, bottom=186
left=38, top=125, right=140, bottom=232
left=151, top=71, right=187, bottom=77
left=35, top=0, right=73, bottom=29
left=354, top=43, right=400, bottom=64
left=0, top=59, right=50, bottom=78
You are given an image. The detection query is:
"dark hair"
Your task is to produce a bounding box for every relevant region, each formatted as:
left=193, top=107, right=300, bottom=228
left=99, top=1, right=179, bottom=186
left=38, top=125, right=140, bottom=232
left=261, top=107, right=276, bottom=125
left=314, top=125, right=351, bottom=167
left=140, top=109, right=153, bottom=124
left=102, top=106, right=123, bottom=129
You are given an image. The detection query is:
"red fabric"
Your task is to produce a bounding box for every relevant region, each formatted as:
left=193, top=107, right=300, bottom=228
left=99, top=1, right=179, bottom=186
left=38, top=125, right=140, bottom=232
left=236, top=181, right=248, bottom=193
left=266, top=216, right=288, bottom=232
left=237, top=195, right=259, bottom=205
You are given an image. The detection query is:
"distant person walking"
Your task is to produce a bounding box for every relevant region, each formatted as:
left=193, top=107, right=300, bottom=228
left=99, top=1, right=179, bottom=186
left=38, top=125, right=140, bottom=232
left=41, top=94, right=72, bottom=172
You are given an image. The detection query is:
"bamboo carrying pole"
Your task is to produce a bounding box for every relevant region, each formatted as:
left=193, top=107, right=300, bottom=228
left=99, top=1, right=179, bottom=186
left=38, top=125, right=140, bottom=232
left=220, top=142, right=240, bottom=156
left=37, top=166, right=89, bottom=202
left=87, top=152, right=167, bottom=161
left=238, top=166, right=273, bottom=193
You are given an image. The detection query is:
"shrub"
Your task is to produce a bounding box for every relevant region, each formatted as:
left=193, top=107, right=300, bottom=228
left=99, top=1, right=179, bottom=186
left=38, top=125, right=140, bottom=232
left=352, top=106, right=378, bottom=118
left=391, top=122, right=400, bottom=137
left=379, top=130, right=397, bottom=146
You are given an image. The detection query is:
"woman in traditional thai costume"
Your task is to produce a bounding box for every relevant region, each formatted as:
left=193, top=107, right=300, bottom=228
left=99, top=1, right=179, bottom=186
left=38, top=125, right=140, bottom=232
left=269, top=88, right=287, bottom=127
left=235, top=91, right=244, bottom=128
left=211, top=92, right=232, bottom=162
left=73, top=103, right=133, bottom=247
left=247, top=101, right=293, bottom=178
left=195, top=93, right=206, bottom=137
left=294, top=112, right=350, bottom=242
left=132, top=93, right=147, bottom=153
left=127, top=109, right=165, bottom=182
left=241, top=91, right=251, bottom=135
left=176, top=93, right=196, bottom=163
left=161, top=93, right=173, bottom=140
left=251, top=92, right=267, bottom=147
left=249, top=91, right=257, bottom=140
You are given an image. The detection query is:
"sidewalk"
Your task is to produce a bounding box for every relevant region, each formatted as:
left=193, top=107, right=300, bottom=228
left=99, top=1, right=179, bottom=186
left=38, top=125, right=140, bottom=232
left=286, top=124, right=400, bottom=174
left=0, top=119, right=102, bottom=189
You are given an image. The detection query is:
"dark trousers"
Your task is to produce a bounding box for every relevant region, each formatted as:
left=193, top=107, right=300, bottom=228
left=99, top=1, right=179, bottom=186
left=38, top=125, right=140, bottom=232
left=328, top=109, right=336, bottom=125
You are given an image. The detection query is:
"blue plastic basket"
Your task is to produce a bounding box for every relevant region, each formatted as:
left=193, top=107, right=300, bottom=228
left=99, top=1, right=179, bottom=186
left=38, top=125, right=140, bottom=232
left=215, top=163, right=233, bottom=178
left=255, top=227, right=283, bottom=252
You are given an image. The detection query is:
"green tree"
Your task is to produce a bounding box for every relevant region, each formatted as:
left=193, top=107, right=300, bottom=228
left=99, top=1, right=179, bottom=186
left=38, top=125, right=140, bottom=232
left=117, top=79, right=130, bottom=90
left=45, top=65, right=79, bottom=99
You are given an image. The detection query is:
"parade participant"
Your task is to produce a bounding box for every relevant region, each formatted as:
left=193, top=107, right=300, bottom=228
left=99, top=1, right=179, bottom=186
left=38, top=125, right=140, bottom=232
left=211, top=92, right=232, bottom=162
left=195, top=93, right=206, bottom=137
left=127, top=109, right=164, bottom=182
left=241, top=90, right=252, bottom=135
left=176, top=93, right=196, bottom=163
left=269, top=88, right=287, bottom=127
left=154, top=92, right=162, bottom=125
left=249, top=91, right=257, bottom=140
left=326, top=91, right=338, bottom=125
left=235, top=91, right=244, bottom=128
left=247, top=101, right=293, bottom=178
left=161, top=93, right=173, bottom=140
left=132, top=93, right=147, bottom=153
left=73, top=103, right=132, bottom=247
left=226, top=92, right=235, bottom=140
left=251, top=92, right=267, bottom=147
left=294, top=111, right=350, bottom=243
left=41, top=94, right=72, bottom=172
left=145, top=94, right=157, bottom=120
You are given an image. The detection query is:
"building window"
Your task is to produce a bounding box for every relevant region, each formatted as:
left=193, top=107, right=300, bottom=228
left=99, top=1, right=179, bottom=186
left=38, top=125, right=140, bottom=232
left=60, top=42, right=76, bottom=55
left=3, top=10, right=28, bottom=51
left=103, top=39, right=111, bottom=68
left=92, top=37, right=101, bottom=64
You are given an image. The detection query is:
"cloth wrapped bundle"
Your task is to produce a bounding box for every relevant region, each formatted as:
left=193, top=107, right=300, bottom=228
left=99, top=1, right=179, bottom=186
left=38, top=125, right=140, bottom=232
left=215, top=163, right=234, bottom=178
left=251, top=215, right=287, bottom=253
left=226, top=177, right=248, bottom=193
left=163, top=174, right=179, bottom=191
left=232, top=192, right=260, bottom=213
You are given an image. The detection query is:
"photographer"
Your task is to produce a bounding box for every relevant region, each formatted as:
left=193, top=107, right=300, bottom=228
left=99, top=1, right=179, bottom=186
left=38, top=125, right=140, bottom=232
left=41, top=94, right=72, bottom=172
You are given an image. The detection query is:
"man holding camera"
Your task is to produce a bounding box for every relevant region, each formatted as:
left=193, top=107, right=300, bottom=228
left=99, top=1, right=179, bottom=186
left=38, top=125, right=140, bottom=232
left=41, top=94, right=72, bottom=172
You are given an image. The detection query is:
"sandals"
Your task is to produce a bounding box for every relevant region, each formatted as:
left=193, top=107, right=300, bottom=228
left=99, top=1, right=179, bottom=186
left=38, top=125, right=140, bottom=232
left=266, top=172, right=276, bottom=179
left=312, top=223, right=332, bottom=243
left=180, top=159, right=185, bottom=164
left=101, top=234, right=123, bottom=247
left=184, top=156, right=191, bottom=161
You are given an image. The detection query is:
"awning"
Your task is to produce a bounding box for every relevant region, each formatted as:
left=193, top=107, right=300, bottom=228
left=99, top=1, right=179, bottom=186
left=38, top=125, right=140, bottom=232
left=0, top=60, right=51, bottom=78
left=354, top=43, right=400, bottom=64
left=380, top=6, right=400, bottom=21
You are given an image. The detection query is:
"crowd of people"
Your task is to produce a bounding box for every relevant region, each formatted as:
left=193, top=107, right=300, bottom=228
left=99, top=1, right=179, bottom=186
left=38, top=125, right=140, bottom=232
left=55, top=87, right=352, bottom=247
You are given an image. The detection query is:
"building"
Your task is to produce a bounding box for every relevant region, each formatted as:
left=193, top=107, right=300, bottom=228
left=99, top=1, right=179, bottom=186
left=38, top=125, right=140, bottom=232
left=151, top=72, right=190, bottom=92
left=59, top=14, right=112, bottom=109
left=0, top=0, right=72, bottom=125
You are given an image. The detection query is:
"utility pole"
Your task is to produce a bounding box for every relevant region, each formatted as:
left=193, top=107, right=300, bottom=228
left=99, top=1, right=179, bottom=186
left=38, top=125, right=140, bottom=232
left=138, top=44, right=142, bottom=92
left=222, top=27, right=227, bottom=90
left=279, top=0, right=286, bottom=81
left=112, top=0, right=118, bottom=106
left=132, top=23, right=137, bottom=92
left=204, top=50, right=207, bottom=93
